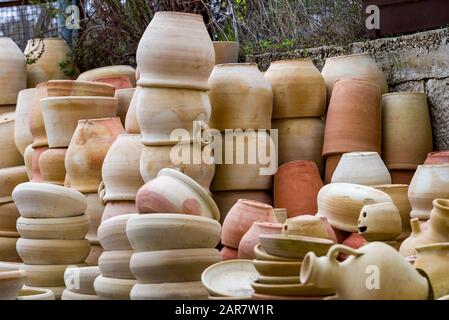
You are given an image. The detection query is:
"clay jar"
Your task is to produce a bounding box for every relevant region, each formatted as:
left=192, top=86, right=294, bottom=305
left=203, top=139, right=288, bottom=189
left=238, top=222, right=283, bottom=260
left=274, top=161, right=323, bottom=218
left=382, top=93, right=433, bottom=169
left=39, top=148, right=67, bottom=185
left=136, top=12, right=215, bottom=90
left=101, top=134, right=144, bottom=202
left=424, top=151, right=449, bottom=165
left=114, top=88, right=135, bottom=126
left=322, top=78, right=382, bottom=157
left=14, top=88, right=36, bottom=156
left=331, top=152, right=391, bottom=186
left=65, top=118, right=125, bottom=193
left=357, top=202, right=402, bottom=241
left=272, top=118, right=324, bottom=171
left=213, top=41, right=239, bottom=64
left=265, top=60, right=326, bottom=118
left=124, top=87, right=140, bottom=134
left=0, top=113, right=24, bottom=169
left=221, top=199, right=277, bottom=249
left=0, top=166, right=28, bottom=204
left=136, top=168, right=220, bottom=221
left=0, top=37, right=26, bottom=105
left=77, top=65, right=137, bottom=87
left=208, top=63, right=273, bottom=131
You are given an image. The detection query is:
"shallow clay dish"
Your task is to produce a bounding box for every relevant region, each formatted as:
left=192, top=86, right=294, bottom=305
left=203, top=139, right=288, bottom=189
left=257, top=276, right=300, bottom=285
left=251, top=282, right=334, bottom=297
left=253, top=243, right=298, bottom=262
left=259, top=234, right=333, bottom=259
left=252, top=259, right=302, bottom=277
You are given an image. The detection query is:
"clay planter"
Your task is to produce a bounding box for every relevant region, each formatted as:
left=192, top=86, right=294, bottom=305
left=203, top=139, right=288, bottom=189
left=98, top=214, right=136, bottom=251
left=101, top=201, right=137, bottom=223
left=357, top=202, right=402, bottom=241
left=260, top=234, right=333, bottom=259
left=0, top=270, right=27, bottom=300
left=136, top=12, right=214, bottom=90
left=282, top=215, right=338, bottom=243
left=208, top=63, right=273, bottom=131
left=220, top=246, right=238, bottom=261
left=85, top=193, right=105, bottom=243
left=0, top=202, right=20, bottom=235
left=322, top=78, right=382, bottom=157
left=31, top=146, right=48, bottom=182
left=222, top=199, right=277, bottom=249
left=126, top=214, right=221, bottom=252
left=12, top=182, right=86, bottom=218
left=425, top=151, right=449, bottom=165
left=265, top=60, right=326, bottom=118
left=17, top=288, right=55, bottom=300
left=238, top=222, right=283, bottom=260
left=61, top=290, right=99, bottom=300
left=274, top=161, right=323, bottom=218
left=317, top=183, right=393, bottom=232
left=0, top=38, right=26, bottom=105
left=101, top=134, right=143, bottom=202
left=0, top=113, right=24, bottom=169
left=390, top=169, right=415, bottom=185
left=300, top=242, right=430, bottom=300
left=213, top=41, right=239, bottom=64
left=0, top=237, right=21, bottom=262
left=0, top=166, right=28, bottom=204
left=331, top=152, right=391, bottom=185
left=14, top=88, right=36, bottom=156
left=16, top=238, right=91, bottom=265
left=140, top=144, right=215, bottom=189
left=136, top=168, right=220, bottom=220
left=94, top=76, right=133, bottom=90
left=64, top=266, right=100, bottom=295
left=131, top=282, right=208, bottom=300
left=124, top=86, right=140, bottom=134
left=65, top=118, right=125, bottom=193
left=77, top=65, right=137, bottom=87
left=20, top=263, right=86, bottom=287
left=382, top=93, right=433, bottom=169
left=86, top=244, right=103, bottom=266
left=98, top=251, right=134, bottom=279
left=39, top=148, right=67, bottom=185
left=94, top=275, right=136, bottom=300
left=114, top=88, right=135, bottom=126
left=408, top=165, right=449, bottom=220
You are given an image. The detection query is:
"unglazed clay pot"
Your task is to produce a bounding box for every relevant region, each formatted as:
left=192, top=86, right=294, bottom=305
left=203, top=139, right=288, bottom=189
left=324, top=154, right=341, bottom=184
left=0, top=237, right=21, bottom=262
left=114, top=88, right=135, bottom=126
left=94, top=275, right=136, bottom=300
left=220, top=246, right=238, bottom=261
left=140, top=144, right=215, bottom=189
left=282, top=215, right=338, bottom=243
left=20, top=263, right=86, bottom=287
left=265, top=60, right=326, bottom=118
left=213, top=41, right=239, bottom=64
left=0, top=202, right=20, bottom=236
left=86, top=244, right=103, bottom=266
left=64, top=266, right=100, bottom=295
left=272, top=118, right=324, bottom=171
left=0, top=270, right=27, bottom=300
left=97, top=214, right=135, bottom=251
left=424, top=151, right=449, bottom=165
left=136, top=12, right=214, bottom=90
left=39, top=148, right=67, bottom=185
left=274, top=161, right=323, bottom=218
left=408, top=165, right=449, bottom=220
left=0, top=37, right=26, bottom=105
left=300, top=242, right=430, bottom=300
left=124, top=86, right=140, bottom=134
left=131, top=282, right=208, bottom=300
left=357, top=202, right=402, bottom=241
left=94, top=76, right=133, bottom=90
left=0, top=113, right=24, bottom=169
left=259, top=234, right=333, bottom=259
left=85, top=193, right=105, bottom=243
left=208, top=63, right=273, bottom=131
left=390, top=169, right=415, bottom=185
left=331, top=152, right=391, bottom=185
left=136, top=168, right=220, bottom=221
left=238, top=222, right=283, bottom=260
left=98, top=251, right=134, bottom=279
left=382, top=93, right=433, bottom=169
left=40, top=96, right=119, bottom=148
left=101, top=134, right=143, bottom=202
left=0, top=166, right=28, bottom=204
left=322, top=78, right=381, bottom=157
left=65, top=118, right=125, bottom=193
left=77, top=65, right=136, bottom=87
left=221, top=199, right=277, bottom=249
left=31, top=146, right=48, bottom=182
left=14, top=88, right=36, bottom=156
left=101, top=201, right=137, bottom=223
left=316, top=183, right=393, bottom=232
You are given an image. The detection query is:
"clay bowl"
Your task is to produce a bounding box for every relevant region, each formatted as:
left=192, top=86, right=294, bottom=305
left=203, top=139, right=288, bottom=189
left=0, top=202, right=20, bottom=236
left=251, top=282, right=334, bottom=297
left=61, top=289, right=100, bottom=300
left=94, top=275, right=136, bottom=300
left=0, top=166, right=28, bottom=204
left=201, top=260, right=258, bottom=298
left=130, top=248, right=221, bottom=284
left=12, top=182, right=87, bottom=218
left=20, top=263, right=86, bottom=287
left=257, top=275, right=299, bottom=285
left=126, top=214, right=221, bottom=252
left=64, top=266, right=101, bottom=295
left=98, top=214, right=136, bottom=251
left=259, top=234, right=333, bottom=259
left=253, top=243, right=298, bottom=262
left=16, top=238, right=91, bottom=265
left=252, top=259, right=302, bottom=277
left=99, top=250, right=134, bottom=279
left=17, top=288, right=55, bottom=300
left=0, top=270, right=27, bottom=300
left=101, top=200, right=137, bottom=223
left=131, top=282, right=209, bottom=300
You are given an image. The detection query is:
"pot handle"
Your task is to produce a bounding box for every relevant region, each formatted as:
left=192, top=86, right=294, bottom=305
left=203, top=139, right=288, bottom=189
left=327, top=244, right=363, bottom=261
left=98, top=180, right=106, bottom=205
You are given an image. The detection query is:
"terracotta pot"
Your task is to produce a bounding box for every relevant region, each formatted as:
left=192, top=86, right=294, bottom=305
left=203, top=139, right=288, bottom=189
left=265, top=60, right=326, bottom=118
left=17, top=288, right=55, bottom=300
left=0, top=166, right=28, bottom=204
left=14, top=88, right=35, bottom=156
left=0, top=113, right=24, bottom=169
left=136, top=168, right=220, bottom=220
left=12, top=182, right=87, bottom=218
left=140, top=144, right=215, bottom=189
left=24, top=144, right=34, bottom=180
left=77, top=65, right=136, bottom=87
left=94, top=76, right=133, bottom=90
left=357, top=202, right=402, bottom=241
left=126, top=214, right=221, bottom=252
left=282, top=215, right=338, bottom=243
left=341, top=233, right=367, bottom=251
left=238, top=222, right=283, bottom=260
left=424, top=151, right=449, bottom=165
left=64, top=266, right=100, bottom=295
left=20, top=263, right=86, bottom=287
left=85, top=193, right=105, bottom=243
left=408, top=165, right=449, bottom=220
left=114, top=88, right=135, bottom=126
left=274, top=161, right=323, bottom=218
left=0, top=237, right=21, bottom=262
left=272, top=118, right=324, bottom=171
left=31, top=146, right=48, bottom=182
left=213, top=41, right=239, bottom=64
left=93, top=275, right=136, bottom=300
left=0, top=270, right=27, bottom=300
left=0, top=202, right=20, bottom=235
left=0, top=37, right=26, bottom=105
left=98, top=251, right=134, bottom=279
left=324, top=154, right=341, bottom=184
left=65, top=118, right=125, bottom=193
left=130, top=282, right=208, bottom=300
left=101, top=134, right=143, bottom=202
left=124, top=86, right=140, bottom=134
left=221, top=199, right=277, bottom=249
left=382, top=93, right=432, bottom=169
left=85, top=244, right=103, bottom=266
left=101, top=201, right=137, bottom=223
left=136, top=12, right=214, bottom=90
left=98, top=214, right=135, bottom=251
left=331, top=152, right=391, bottom=185
left=208, top=63, right=273, bottom=131
left=39, top=148, right=67, bottom=185
left=220, top=246, right=238, bottom=261
left=316, top=183, right=393, bottom=232
left=390, top=169, right=415, bottom=185
left=322, top=78, right=382, bottom=157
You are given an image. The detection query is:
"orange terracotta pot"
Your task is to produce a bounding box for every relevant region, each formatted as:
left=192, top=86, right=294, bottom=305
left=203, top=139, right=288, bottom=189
left=220, top=246, right=238, bottom=261
left=238, top=222, right=283, bottom=260
left=274, top=161, right=323, bottom=218
left=94, top=76, right=133, bottom=90
left=389, top=169, right=415, bottom=185
left=322, top=78, right=381, bottom=157
left=424, top=151, right=449, bottom=165
left=342, top=233, right=367, bottom=250
left=39, top=148, right=67, bottom=185
left=31, top=146, right=49, bottom=183
left=101, top=201, right=137, bottom=223
left=324, top=154, right=342, bottom=184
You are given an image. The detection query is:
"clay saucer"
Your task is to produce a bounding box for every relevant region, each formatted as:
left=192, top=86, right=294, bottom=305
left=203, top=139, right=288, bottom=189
left=251, top=282, right=335, bottom=297
left=257, top=276, right=299, bottom=285
left=253, top=243, right=298, bottom=262
left=259, top=234, right=333, bottom=259
left=252, top=259, right=302, bottom=277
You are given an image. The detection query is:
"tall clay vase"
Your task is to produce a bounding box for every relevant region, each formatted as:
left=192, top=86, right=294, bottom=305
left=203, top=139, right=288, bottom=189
left=322, top=78, right=382, bottom=157
left=77, top=65, right=137, bottom=87
left=136, top=11, right=215, bottom=90
left=124, top=87, right=140, bottom=134
left=238, top=222, right=283, bottom=260
left=300, top=242, right=430, bottom=300
left=274, top=161, right=323, bottom=218
left=265, top=60, right=326, bottom=118
left=213, top=41, right=239, bottom=64
left=424, top=151, right=449, bottom=165
left=0, top=37, right=26, bottom=105
left=14, top=88, right=36, bottom=156
left=208, top=63, right=273, bottom=131
left=0, top=113, right=24, bottom=169
left=382, top=93, right=433, bottom=169
left=65, top=118, right=125, bottom=193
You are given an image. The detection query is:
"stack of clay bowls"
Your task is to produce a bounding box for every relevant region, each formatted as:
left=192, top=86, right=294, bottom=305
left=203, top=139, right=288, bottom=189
left=12, top=182, right=91, bottom=299
left=382, top=92, right=433, bottom=184
left=77, top=65, right=136, bottom=90
left=62, top=266, right=101, bottom=300
left=265, top=60, right=326, bottom=174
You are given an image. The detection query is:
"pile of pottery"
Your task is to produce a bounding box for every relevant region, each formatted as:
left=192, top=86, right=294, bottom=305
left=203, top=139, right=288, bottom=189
left=12, top=183, right=91, bottom=299
left=62, top=266, right=100, bottom=300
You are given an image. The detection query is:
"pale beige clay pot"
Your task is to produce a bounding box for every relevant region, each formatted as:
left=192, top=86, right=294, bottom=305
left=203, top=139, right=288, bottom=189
left=99, top=251, right=134, bottom=279
left=0, top=37, right=26, bottom=106
left=0, top=270, right=27, bottom=300
left=0, top=113, right=24, bottom=169
left=98, top=214, right=136, bottom=251
left=20, top=263, right=86, bottom=287
left=14, top=88, right=36, bottom=156
left=94, top=275, right=136, bottom=300
left=0, top=166, right=28, bottom=204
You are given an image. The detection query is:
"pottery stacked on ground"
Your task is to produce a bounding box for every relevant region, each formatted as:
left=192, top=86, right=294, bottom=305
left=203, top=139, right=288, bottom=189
left=61, top=265, right=101, bottom=300
left=12, top=183, right=91, bottom=299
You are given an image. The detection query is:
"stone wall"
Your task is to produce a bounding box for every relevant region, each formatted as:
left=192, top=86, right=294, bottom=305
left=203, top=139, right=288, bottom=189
left=246, top=27, right=449, bottom=151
